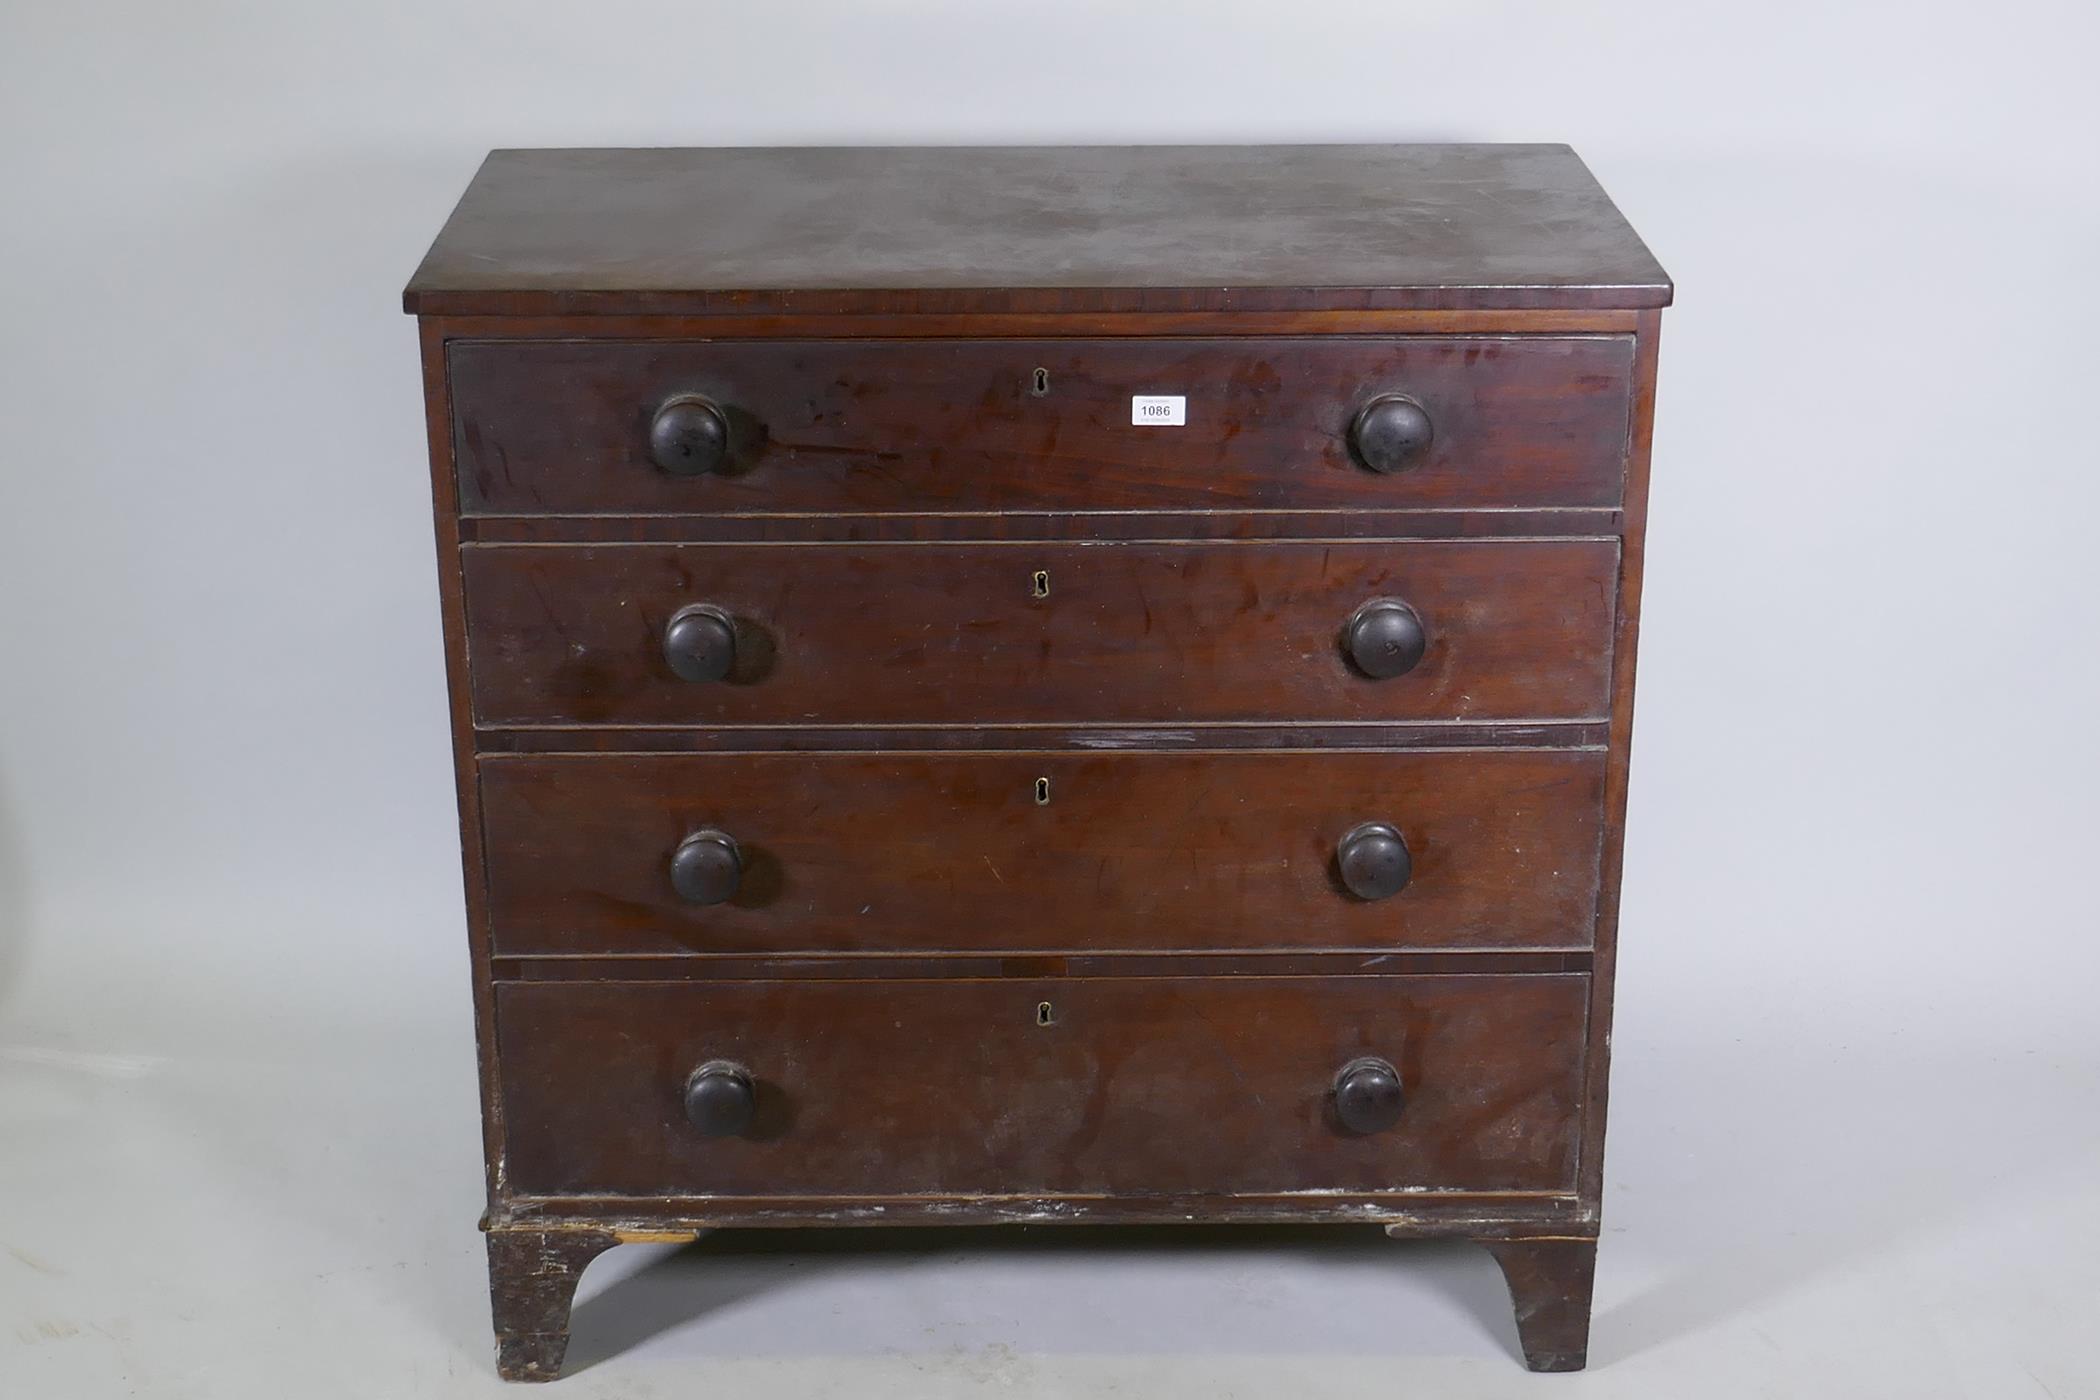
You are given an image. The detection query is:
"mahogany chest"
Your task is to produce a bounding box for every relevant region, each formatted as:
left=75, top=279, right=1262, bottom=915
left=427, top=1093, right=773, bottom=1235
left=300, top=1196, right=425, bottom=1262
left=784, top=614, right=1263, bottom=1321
left=403, top=144, right=1670, bottom=1379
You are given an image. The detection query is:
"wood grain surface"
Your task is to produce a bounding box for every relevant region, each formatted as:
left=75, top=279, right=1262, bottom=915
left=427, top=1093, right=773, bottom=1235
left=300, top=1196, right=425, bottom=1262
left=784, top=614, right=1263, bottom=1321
left=461, top=539, right=1618, bottom=727
left=478, top=748, right=1607, bottom=956
left=404, top=145, right=1672, bottom=317
left=494, top=974, right=1589, bottom=1198
left=449, top=335, right=1634, bottom=515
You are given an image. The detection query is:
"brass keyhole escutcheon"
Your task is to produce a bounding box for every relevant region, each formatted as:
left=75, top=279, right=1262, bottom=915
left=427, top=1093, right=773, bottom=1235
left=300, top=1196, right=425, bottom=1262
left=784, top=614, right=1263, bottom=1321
left=1030, top=367, right=1051, bottom=397
left=1032, top=570, right=1050, bottom=599
left=1036, top=1001, right=1056, bottom=1027
left=1034, top=776, right=1051, bottom=805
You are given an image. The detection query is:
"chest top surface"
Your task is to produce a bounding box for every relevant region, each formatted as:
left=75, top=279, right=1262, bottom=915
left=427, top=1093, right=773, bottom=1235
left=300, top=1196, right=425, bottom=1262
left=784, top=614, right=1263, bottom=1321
left=402, top=144, right=1671, bottom=317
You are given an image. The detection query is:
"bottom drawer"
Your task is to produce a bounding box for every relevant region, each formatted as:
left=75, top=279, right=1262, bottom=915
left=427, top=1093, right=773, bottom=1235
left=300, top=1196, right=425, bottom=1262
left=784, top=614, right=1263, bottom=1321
left=495, top=975, right=1587, bottom=1199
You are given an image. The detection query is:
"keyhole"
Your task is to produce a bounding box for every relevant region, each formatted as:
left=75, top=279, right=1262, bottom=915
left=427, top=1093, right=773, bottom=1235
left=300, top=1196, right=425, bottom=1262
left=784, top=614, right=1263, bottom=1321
left=1030, top=367, right=1051, bottom=397
left=1036, top=1001, right=1056, bottom=1027
left=1034, top=776, right=1051, bottom=805
left=1032, top=570, right=1050, bottom=599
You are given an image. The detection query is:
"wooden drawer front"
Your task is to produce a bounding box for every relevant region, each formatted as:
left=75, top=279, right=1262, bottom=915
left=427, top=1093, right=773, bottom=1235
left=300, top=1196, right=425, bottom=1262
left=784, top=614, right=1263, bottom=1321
left=449, top=337, right=1634, bottom=515
left=495, top=975, right=1586, bottom=1198
left=462, top=539, right=1615, bottom=727
left=479, top=750, right=1604, bottom=956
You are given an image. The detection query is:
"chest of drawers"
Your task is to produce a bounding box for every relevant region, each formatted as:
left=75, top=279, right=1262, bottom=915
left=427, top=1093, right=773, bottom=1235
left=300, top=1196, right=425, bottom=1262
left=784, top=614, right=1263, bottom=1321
left=404, top=144, right=1670, bottom=1380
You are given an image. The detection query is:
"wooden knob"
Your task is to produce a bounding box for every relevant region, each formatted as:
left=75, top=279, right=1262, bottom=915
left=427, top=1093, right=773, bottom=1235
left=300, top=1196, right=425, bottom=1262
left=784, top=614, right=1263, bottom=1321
left=683, top=1060, right=755, bottom=1137
left=1333, top=1056, right=1405, bottom=1133
left=663, top=605, right=737, bottom=683
left=670, top=829, right=742, bottom=905
left=1349, top=395, right=1433, bottom=473
left=1337, top=822, right=1412, bottom=901
left=1344, top=599, right=1428, bottom=678
left=650, top=394, right=730, bottom=475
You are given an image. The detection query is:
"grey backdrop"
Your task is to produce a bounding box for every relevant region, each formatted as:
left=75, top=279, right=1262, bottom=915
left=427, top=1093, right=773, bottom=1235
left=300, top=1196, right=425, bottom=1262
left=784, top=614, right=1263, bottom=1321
left=3, top=3, right=2096, bottom=1397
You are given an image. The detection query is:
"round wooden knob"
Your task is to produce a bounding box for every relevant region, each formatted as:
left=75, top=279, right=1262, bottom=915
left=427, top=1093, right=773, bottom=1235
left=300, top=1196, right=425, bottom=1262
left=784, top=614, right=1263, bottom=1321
left=663, top=605, right=737, bottom=683
left=650, top=394, right=730, bottom=475
left=670, top=829, right=742, bottom=905
left=1344, top=599, right=1427, bottom=678
left=683, top=1060, right=755, bottom=1137
left=1333, top=1056, right=1405, bottom=1134
left=1337, top=822, right=1412, bottom=901
left=1350, top=395, right=1433, bottom=473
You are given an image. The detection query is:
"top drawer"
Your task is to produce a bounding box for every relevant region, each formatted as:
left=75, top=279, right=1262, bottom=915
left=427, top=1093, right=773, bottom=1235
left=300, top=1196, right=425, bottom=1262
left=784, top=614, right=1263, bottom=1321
left=448, top=337, right=1635, bottom=516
